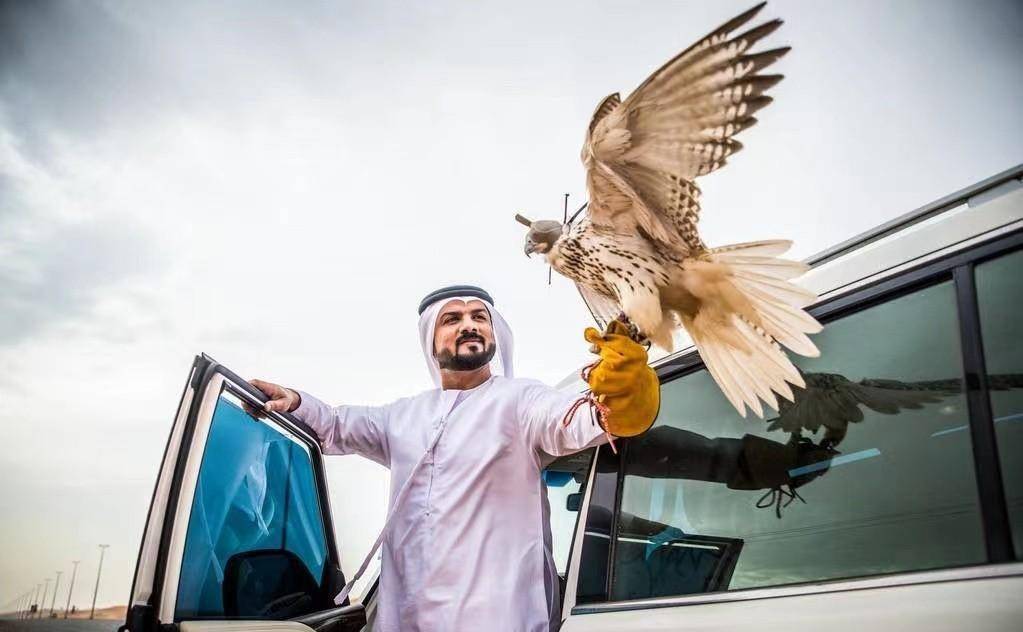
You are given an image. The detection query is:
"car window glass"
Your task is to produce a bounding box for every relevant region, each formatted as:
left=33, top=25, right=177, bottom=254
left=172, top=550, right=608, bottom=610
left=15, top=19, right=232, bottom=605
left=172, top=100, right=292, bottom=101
left=574, top=445, right=619, bottom=605
left=612, top=280, right=986, bottom=600
left=543, top=450, right=595, bottom=573
left=975, top=248, right=1023, bottom=558
left=175, top=392, right=328, bottom=619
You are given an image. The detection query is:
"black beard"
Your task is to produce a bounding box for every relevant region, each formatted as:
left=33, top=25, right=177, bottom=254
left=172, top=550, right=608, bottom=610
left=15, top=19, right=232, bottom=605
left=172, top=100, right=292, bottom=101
left=436, top=341, right=497, bottom=372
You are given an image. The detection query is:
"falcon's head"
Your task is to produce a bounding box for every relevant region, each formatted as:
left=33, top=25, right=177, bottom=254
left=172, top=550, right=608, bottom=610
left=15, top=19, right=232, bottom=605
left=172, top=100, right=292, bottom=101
left=515, top=214, right=563, bottom=256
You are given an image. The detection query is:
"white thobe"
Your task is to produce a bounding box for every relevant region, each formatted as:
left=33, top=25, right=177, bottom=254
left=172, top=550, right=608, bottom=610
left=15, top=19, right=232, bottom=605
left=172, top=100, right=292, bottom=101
left=292, top=375, right=606, bottom=632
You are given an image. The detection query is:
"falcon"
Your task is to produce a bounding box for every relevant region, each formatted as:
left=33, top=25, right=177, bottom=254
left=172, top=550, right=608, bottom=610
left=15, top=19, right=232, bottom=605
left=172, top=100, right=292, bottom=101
left=516, top=3, right=821, bottom=418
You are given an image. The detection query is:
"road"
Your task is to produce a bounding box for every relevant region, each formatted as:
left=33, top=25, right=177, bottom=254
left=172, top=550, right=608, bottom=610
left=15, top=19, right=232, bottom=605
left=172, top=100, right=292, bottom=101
left=0, top=620, right=119, bottom=632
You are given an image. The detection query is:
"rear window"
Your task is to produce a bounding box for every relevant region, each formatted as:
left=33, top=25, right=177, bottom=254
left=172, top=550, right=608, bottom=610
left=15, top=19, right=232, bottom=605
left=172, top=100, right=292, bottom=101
left=612, top=279, right=987, bottom=599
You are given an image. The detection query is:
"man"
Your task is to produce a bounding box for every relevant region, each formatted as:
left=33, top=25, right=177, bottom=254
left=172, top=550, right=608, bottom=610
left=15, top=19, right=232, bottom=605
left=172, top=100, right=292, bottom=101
left=250, top=285, right=656, bottom=632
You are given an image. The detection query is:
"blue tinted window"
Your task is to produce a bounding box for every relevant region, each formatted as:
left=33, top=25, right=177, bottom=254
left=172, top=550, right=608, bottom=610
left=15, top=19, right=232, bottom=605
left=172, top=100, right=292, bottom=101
left=175, top=393, right=328, bottom=619
left=542, top=450, right=595, bottom=573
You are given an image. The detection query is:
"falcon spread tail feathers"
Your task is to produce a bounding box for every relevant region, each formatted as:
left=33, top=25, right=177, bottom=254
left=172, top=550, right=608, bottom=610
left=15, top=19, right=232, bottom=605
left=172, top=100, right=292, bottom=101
left=517, top=3, right=821, bottom=419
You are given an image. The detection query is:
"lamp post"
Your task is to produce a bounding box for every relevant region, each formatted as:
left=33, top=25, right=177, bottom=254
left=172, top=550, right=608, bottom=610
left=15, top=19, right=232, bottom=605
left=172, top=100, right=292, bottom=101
left=89, top=544, right=110, bottom=619
left=64, top=561, right=80, bottom=619
left=38, top=579, right=50, bottom=619
left=49, top=571, right=63, bottom=617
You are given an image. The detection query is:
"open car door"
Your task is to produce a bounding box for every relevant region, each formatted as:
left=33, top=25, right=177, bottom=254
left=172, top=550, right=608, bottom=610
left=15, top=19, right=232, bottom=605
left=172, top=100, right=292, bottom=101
left=123, top=355, right=368, bottom=632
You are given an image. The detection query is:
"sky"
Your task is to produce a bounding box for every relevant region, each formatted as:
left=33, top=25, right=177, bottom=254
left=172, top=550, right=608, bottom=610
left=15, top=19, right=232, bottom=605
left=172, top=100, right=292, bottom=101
left=1, top=0, right=1021, bottom=613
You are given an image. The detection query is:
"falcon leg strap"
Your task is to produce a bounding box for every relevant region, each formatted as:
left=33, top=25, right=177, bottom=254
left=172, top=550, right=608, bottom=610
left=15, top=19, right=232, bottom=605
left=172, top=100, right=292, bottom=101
left=560, top=360, right=618, bottom=453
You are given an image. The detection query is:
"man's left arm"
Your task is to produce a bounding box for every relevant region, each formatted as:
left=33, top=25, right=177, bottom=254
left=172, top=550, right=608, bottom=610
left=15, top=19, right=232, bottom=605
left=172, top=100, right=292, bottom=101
left=519, top=382, right=608, bottom=458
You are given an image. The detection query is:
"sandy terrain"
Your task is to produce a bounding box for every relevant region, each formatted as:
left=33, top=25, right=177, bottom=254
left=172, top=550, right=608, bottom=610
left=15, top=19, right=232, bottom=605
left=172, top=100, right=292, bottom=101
left=0, top=606, right=124, bottom=622
left=63, top=607, right=125, bottom=622
left=0, top=619, right=119, bottom=632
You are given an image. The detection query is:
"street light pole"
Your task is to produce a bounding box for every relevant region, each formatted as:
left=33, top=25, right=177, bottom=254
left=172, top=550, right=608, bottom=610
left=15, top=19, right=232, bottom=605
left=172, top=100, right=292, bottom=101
left=64, top=561, right=80, bottom=619
left=32, top=583, right=41, bottom=619
left=38, top=579, right=49, bottom=619
left=89, top=544, right=110, bottom=620
left=49, top=571, right=63, bottom=617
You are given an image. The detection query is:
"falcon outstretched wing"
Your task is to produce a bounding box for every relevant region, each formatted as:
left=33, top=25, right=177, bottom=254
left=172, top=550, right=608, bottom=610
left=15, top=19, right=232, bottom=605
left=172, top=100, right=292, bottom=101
left=582, top=2, right=787, bottom=254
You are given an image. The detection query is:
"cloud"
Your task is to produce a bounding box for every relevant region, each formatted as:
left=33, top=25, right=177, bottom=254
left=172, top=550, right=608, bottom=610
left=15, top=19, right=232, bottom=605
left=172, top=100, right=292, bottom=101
left=0, top=128, right=165, bottom=345
left=0, top=212, right=164, bottom=344
left=0, top=1, right=163, bottom=164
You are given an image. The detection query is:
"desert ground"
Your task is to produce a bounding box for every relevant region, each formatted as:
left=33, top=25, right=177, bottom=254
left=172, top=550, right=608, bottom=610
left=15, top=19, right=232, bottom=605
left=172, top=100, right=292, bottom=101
left=0, top=606, right=124, bottom=632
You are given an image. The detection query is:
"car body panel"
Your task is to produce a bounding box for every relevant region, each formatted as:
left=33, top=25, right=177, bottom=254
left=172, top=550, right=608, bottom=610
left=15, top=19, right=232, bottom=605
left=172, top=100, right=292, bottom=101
left=562, top=567, right=1023, bottom=631
left=563, top=166, right=1023, bottom=629
left=157, top=371, right=226, bottom=620
left=180, top=621, right=316, bottom=632
left=129, top=365, right=197, bottom=610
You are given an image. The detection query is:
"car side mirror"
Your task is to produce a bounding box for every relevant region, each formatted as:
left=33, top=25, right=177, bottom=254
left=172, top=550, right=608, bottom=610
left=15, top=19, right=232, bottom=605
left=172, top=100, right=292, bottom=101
left=566, top=492, right=582, bottom=512
left=223, top=549, right=320, bottom=619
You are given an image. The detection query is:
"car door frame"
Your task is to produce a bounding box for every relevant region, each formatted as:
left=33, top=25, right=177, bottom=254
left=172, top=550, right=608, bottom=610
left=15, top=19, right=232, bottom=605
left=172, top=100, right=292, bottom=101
left=124, top=354, right=351, bottom=632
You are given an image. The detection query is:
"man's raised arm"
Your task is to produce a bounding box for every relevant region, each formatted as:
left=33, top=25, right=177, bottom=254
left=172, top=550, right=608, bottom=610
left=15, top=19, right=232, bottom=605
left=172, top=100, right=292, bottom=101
left=250, top=379, right=390, bottom=467
left=520, top=382, right=609, bottom=458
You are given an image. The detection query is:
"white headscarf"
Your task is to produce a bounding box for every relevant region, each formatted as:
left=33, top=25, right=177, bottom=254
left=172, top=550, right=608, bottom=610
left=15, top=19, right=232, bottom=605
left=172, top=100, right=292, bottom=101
left=418, top=296, right=514, bottom=388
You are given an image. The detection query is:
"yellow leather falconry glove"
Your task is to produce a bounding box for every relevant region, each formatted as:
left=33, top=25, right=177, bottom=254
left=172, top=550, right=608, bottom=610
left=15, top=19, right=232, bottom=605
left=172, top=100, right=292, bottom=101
left=583, top=320, right=660, bottom=438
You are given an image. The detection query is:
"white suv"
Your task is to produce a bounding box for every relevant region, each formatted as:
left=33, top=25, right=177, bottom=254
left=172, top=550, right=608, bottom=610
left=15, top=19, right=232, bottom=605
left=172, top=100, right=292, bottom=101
left=122, top=166, right=1022, bottom=632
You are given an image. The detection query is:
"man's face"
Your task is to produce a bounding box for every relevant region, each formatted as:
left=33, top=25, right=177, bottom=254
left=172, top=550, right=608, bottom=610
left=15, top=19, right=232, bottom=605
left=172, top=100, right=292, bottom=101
left=433, top=299, right=497, bottom=372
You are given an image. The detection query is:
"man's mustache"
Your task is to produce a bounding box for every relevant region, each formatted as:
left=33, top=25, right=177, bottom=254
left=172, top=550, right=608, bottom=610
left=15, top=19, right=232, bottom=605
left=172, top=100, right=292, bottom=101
left=456, top=333, right=486, bottom=345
